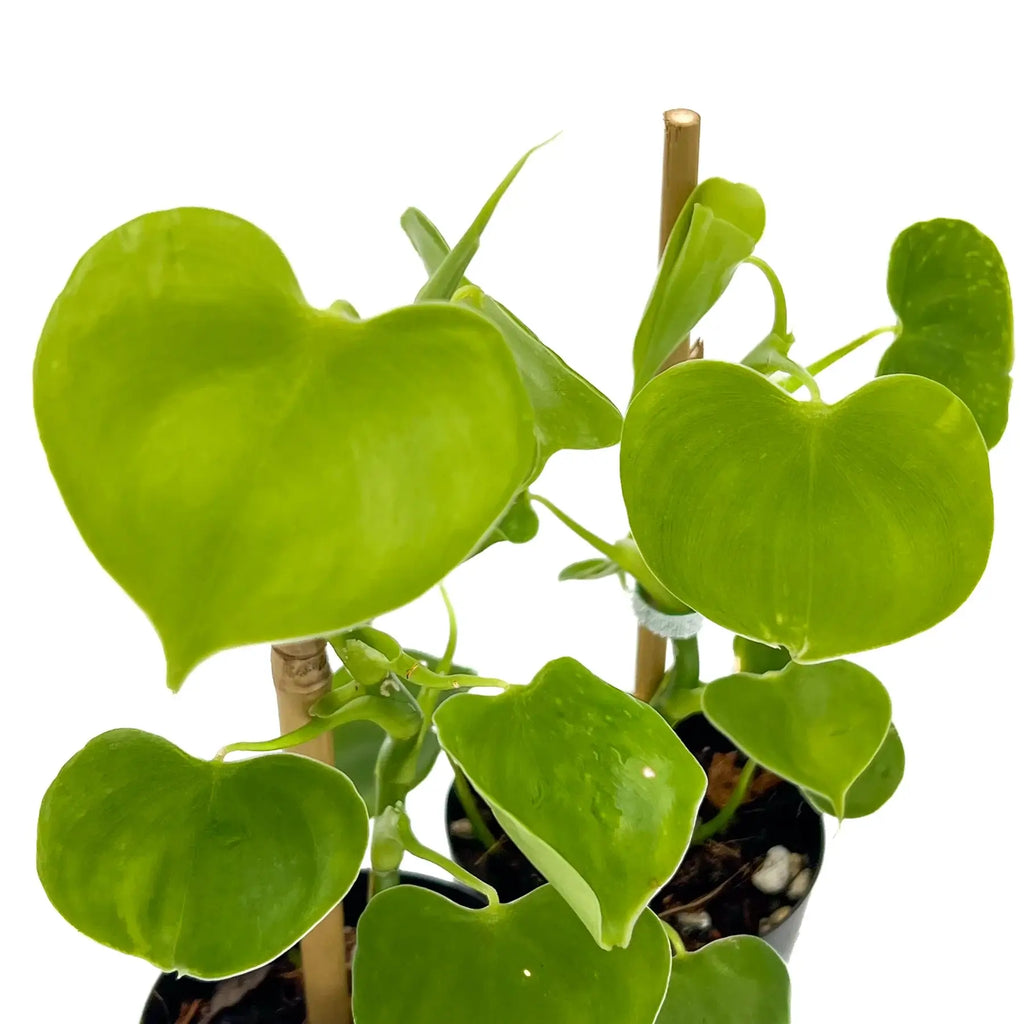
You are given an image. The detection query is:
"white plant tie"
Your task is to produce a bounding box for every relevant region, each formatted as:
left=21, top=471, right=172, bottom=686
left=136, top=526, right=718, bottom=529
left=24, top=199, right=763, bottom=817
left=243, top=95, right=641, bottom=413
left=631, top=587, right=703, bottom=640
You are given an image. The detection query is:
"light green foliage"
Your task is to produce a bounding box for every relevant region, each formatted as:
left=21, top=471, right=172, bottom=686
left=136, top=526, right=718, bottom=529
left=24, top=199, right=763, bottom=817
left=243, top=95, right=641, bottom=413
left=36, top=730, right=367, bottom=979
left=352, top=885, right=671, bottom=1024
left=702, top=660, right=892, bottom=819
left=402, top=208, right=622, bottom=473
left=879, top=218, right=1013, bottom=447
left=435, top=657, right=707, bottom=949
left=803, top=724, right=905, bottom=819
left=656, top=937, right=790, bottom=1024
left=633, top=178, right=765, bottom=389
left=622, top=360, right=993, bottom=661
left=34, top=208, right=535, bottom=688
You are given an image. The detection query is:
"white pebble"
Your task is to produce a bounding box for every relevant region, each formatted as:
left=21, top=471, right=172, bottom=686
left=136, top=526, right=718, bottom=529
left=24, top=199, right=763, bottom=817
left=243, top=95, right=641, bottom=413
left=675, top=910, right=712, bottom=933
left=758, top=905, right=792, bottom=935
left=787, top=867, right=813, bottom=901
left=788, top=852, right=806, bottom=878
left=751, top=845, right=794, bottom=894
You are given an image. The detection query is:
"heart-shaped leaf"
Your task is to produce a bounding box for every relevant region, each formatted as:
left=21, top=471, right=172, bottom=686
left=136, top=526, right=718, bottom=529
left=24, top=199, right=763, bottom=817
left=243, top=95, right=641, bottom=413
left=621, top=360, right=993, bottom=661
left=435, top=657, right=707, bottom=948
left=879, top=218, right=1013, bottom=447
left=656, top=937, right=790, bottom=1024
left=702, top=660, right=892, bottom=818
left=802, top=724, right=905, bottom=819
left=353, top=885, right=670, bottom=1024
left=633, top=178, right=765, bottom=390
left=34, top=208, right=535, bottom=688
left=402, top=207, right=622, bottom=472
left=37, top=729, right=367, bottom=979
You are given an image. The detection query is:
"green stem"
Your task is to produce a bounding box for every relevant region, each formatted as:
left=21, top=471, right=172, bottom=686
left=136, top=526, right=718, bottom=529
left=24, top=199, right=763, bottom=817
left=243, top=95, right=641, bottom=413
left=530, top=494, right=687, bottom=613
left=451, top=761, right=497, bottom=848
left=781, top=326, right=897, bottom=392
left=437, top=584, right=458, bottom=675
left=530, top=493, right=619, bottom=562
left=744, top=256, right=789, bottom=337
left=396, top=809, right=499, bottom=907
left=691, top=757, right=757, bottom=846
left=662, top=919, right=687, bottom=958
left=652, top=636, right=704, bottom=723
left=770, top=352, right=822, bottom=402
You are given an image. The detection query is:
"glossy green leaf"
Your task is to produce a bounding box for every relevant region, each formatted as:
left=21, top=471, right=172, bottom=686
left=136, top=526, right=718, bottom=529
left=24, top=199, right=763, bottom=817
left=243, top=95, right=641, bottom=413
left=879, top=218, right=1013, bottom=447
left=622, top=360, right=993, bottom=661
left=34, top=208, right=535, bottom=688
left=37, top=729, right=367, bottom=979
left=353, top=885, right=671, bottom=1024
left=656, top=937, right=790, bottom=1024
left=435, top=657, right=707, bottom=948
left=702, top=660, right=892, bottom=819
left=803, top=724, right=905, bottom=819
left=403, top=208, right=622, bottom=471
left=633, top=178, right=765, bottom=389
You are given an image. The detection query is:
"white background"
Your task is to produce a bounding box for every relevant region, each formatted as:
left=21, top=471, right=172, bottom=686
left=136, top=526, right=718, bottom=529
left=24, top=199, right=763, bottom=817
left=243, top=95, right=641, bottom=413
left=2, top=2, right=1021, bottom=1020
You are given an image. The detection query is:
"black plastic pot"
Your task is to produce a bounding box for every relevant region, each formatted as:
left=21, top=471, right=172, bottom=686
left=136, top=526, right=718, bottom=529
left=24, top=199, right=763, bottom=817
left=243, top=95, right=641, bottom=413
left=446, top=714, right=826, bottom=963
left=139, top=870, right=485, bottom=1024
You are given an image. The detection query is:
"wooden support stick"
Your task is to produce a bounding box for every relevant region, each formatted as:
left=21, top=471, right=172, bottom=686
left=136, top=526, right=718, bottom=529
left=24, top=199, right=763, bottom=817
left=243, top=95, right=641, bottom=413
left=634, top=108, right=701, bottom=703
left=272, top=639, right=351, bottom=1024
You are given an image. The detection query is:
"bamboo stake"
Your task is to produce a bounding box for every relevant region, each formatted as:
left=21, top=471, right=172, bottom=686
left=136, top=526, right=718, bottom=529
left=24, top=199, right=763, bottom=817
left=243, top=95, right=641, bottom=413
left=634, top=108, right=701, bottom=703
left=272, top=639, right=351, bottom=1024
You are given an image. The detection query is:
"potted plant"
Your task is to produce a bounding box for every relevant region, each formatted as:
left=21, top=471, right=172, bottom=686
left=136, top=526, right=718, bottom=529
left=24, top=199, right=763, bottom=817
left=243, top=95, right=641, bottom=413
left=33, top=109, right=1012, bottom=1024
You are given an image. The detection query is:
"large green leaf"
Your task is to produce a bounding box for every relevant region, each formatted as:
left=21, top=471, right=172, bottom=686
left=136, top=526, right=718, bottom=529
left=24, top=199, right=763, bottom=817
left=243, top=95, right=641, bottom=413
left=352, top=885, right=670, bottom=1024
left=803, top=724, right=905, bottom=819
left=434, top=657, right=706, bottom=949
left=656, top=937, right=790, bottom=1024
left=621, top=360, right=993, bottom=661
left=402, top=208, right=622, bottom=471
left=633, top=178, right=765, bottom=390
left=37, top=729, right=367, bottom=979
left=34, top=208, right=535, bottom=688
left=702, top=660, right=892, bottom=819
left=879, top=218, right=1013, bottom=447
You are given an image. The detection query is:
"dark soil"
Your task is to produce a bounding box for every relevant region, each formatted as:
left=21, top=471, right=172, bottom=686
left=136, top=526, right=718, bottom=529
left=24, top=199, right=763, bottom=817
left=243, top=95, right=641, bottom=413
left=447, top=714, right=824, bottom=951
left=139, top=872, right=484, bottom=1024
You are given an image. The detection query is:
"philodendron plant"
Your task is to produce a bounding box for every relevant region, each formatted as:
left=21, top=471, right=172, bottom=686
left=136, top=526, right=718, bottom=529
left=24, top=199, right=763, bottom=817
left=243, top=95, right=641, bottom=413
left=33, top=129, right=1011, bottom=1024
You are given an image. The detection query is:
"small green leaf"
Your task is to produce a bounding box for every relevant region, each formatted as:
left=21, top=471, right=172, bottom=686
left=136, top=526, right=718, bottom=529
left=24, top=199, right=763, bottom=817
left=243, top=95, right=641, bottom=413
left=415, top=137, right=554, bottom=303
left=879, top=218, right=1013, bottom=447
left=622, top=361, right=993, bottom=661
left=37, top=729, right=367, bottom=979
left=403, top=208, right=622, bottom=472
left=435, top=657, right=706, bottom=949
left=474, top=491, right=541, bottom=553
left=656, top=937, right=790, bottom=1024
left=352, top=885, right=671, bottom=1024
left=633, top=178, right=765, bottom=389
left=803, top=724, right=905, bottom=819
left=558, top=557, right=621, bottom=582
left=34, top=208, right=535, bottom=688
left=702, top=660, right=892, bottom=819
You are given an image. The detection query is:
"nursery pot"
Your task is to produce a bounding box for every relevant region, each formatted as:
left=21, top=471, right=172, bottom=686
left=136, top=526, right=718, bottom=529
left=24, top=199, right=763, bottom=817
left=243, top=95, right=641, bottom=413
left=446, top=714, right=826, bottom=962
left=139, top=870, right=486, bottom=1024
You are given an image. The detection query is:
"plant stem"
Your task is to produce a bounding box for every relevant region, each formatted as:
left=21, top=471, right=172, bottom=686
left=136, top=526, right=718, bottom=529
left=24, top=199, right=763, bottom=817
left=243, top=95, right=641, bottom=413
left=396, top=810, right=500, bottom=907
left=781, top=325, right=897, bottom=392
left=691, top=756, right=757, bottom=846
left=662, top=919, right=688, bottom=958
left=637, top=108, right=702, bottom=702
left=744, top=255, right=788, bottom=337
left=451, top=761, right=497, bottom=847
left=530, top=493, right=620, bottom=561
left=271, top=639, right=350, bottom=1024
